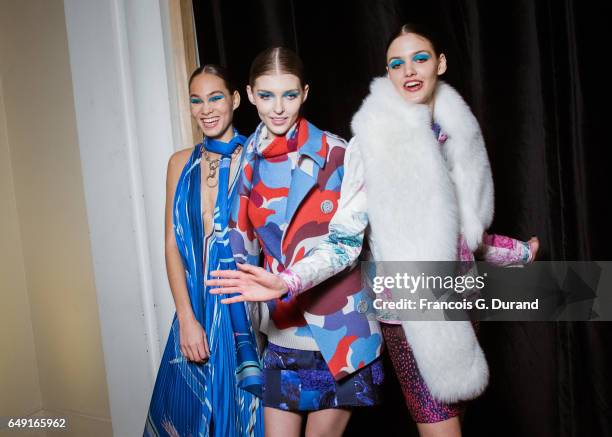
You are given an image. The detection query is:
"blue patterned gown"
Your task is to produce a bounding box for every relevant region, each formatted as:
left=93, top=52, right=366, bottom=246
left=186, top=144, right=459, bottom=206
left=145, top=140, right=263, bottom=437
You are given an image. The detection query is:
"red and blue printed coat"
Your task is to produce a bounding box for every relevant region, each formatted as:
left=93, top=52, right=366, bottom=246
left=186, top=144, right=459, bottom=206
left=228, top=118, right=382, bottom=380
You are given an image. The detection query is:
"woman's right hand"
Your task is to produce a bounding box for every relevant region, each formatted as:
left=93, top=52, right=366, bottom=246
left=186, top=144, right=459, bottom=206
left=206, top=263, right=288, bottom=303
left=178, top=314, right=210, bottom=363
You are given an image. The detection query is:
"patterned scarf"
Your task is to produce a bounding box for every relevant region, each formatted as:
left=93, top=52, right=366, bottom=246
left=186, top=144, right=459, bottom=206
left=204, top=133, right=263, bottom=396
left=254, top=119, right=301, bottom=159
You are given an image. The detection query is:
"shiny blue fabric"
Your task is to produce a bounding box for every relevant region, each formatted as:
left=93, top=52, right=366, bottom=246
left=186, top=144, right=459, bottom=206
left=144, top=136, right=263, bottom=437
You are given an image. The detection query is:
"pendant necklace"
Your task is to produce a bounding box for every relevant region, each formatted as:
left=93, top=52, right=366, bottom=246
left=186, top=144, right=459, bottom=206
left=203, top=146, right=242, bottom=188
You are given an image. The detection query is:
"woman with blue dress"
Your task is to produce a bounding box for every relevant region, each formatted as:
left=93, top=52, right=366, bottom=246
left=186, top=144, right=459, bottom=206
left=144, top=65, right=263, bottom=437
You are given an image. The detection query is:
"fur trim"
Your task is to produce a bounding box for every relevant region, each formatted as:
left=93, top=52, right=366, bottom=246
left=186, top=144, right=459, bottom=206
left=351, top=77, right=492, bottom=402
left=433, top=82, right=494, bottom=251
left=352, top=77, right=459, bottom=262
left=402, top=321, right=489, bottom=403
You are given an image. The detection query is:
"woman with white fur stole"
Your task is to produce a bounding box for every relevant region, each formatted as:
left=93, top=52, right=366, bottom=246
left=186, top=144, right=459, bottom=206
left=209, top=23, right=538, bottom=437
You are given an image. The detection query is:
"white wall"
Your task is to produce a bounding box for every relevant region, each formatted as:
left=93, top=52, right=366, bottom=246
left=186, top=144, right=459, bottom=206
left=64, top=0, right=184, bottom=434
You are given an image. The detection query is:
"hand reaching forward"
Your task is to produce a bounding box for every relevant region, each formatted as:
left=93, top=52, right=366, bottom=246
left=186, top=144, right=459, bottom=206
left=206, top=263, right=288, bottom=304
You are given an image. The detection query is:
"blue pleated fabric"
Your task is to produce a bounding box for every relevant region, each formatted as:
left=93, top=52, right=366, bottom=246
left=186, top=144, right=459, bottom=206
left=144, top=135, right=263, bottom=437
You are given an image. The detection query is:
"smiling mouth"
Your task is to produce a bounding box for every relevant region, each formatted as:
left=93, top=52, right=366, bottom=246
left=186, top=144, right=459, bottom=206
left=270, top=116, right=288, bottom=126
left=201, top=117, right=220, bottom=129
left=403, top=80, right=424, bottom=92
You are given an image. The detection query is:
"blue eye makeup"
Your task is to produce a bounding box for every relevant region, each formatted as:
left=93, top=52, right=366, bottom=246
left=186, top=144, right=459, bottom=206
left=283, top=90, right=300, bottom=99
left=208, top=94, right=224, bottom=103
left=190, top=97, right=203, bottom=104
left=412, top=52, right=431, bottom=63
left=257, top=91, right=273, bottom=99
left=389, top=58, right=405, bottom=69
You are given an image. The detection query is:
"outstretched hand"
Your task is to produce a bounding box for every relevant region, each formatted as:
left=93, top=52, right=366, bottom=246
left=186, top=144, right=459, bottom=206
left=527, top=236, right=540, bottom=262
left=206, top=263, right=288, bottom=304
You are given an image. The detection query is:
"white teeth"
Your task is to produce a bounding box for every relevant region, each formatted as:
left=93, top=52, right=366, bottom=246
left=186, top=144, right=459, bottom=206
left=202, top=117, right=219, bottom=127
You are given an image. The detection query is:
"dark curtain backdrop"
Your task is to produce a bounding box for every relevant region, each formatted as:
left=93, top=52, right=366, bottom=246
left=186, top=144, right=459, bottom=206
left=192, top=1, right=612, bottom=436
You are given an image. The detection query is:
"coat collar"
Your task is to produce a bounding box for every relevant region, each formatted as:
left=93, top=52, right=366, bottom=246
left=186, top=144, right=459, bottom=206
left=282, top=119, right=328, bottom=251
left=296, top=119, right=327, bottom=168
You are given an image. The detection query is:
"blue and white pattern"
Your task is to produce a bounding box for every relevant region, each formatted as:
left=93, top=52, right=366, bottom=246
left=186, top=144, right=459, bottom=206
left=262, top=343, right=383, bottom=411
left=144, top=137, right=263, bottom=437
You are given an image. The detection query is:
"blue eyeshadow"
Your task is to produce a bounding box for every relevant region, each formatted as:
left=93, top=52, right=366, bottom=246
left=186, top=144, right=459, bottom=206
left=389, top=58, right=405, bottom=69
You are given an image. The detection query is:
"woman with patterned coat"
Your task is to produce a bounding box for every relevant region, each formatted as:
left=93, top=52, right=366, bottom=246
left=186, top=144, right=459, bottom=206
left=210, top=47, right=383, bottom=437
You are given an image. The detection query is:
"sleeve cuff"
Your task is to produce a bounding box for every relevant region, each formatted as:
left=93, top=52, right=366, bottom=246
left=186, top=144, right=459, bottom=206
left=278, top=269, right=303, bottom=298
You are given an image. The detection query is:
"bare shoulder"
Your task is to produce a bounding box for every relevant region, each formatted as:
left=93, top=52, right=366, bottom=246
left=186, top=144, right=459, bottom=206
left=167, top=146, right=194, bottom=175
left=165, top=147, right=196, bottom=192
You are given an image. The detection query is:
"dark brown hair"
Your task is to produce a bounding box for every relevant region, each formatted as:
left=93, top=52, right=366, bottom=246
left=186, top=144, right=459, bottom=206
left=248, top=47, right=305, bottom=88
left=188, top=64, right=237, bottom=93
left=386, top=23, right=445, bottom=57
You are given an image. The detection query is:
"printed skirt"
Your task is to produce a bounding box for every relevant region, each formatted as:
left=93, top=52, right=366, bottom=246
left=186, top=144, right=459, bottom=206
left=262, top=342, right=384, bottom=412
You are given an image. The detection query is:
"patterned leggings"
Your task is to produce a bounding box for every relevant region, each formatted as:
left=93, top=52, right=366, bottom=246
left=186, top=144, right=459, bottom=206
left=379, top=233, right=529, bottom=423
left=381, top=323, right=465, bottom=424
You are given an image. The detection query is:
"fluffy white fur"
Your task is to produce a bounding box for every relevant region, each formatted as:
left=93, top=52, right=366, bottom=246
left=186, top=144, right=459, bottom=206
left=352, top=77, right=493, bottom=403
left=434, top=81, right=495, bottom=251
